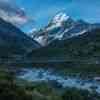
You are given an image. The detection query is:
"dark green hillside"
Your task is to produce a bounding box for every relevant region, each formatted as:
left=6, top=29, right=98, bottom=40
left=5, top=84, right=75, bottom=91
left=0, top=18, right=40, bottom=58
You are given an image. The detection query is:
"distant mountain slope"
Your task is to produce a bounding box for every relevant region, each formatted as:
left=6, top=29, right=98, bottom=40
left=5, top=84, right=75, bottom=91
left=0, top=18, right=40, bottom=58
left=28, top=29, right=100, bottom=62
left=31, top=12, right=100, bottom=46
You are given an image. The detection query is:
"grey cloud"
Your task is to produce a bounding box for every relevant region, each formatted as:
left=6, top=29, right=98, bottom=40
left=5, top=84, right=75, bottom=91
left=0, top=0, right=28, bottom=26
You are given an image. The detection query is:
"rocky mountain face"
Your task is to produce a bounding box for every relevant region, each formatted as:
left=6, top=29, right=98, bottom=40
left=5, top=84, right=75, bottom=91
left=0, top=18, right=40, bottom=58
left=31, top=12, right=100, bottom=46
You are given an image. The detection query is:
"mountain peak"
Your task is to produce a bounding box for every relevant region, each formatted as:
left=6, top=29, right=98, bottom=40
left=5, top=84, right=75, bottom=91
left=52, top=12, right=70, bottom=24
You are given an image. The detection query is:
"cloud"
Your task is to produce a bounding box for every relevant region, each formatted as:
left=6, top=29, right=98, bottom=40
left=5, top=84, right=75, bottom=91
left=0, top=0, right=28, bottom=26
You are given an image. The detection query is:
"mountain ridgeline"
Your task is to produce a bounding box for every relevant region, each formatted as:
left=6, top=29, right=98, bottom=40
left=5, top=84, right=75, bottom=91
left=0, top=18, right=40, bottom=58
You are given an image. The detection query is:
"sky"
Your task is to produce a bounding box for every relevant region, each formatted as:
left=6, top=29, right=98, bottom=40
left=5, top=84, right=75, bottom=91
left=0, top=0, right=100, bottom=32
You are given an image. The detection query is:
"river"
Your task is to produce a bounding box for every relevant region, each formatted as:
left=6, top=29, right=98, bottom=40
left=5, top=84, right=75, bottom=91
left=17, top=68, right=100, bottom=94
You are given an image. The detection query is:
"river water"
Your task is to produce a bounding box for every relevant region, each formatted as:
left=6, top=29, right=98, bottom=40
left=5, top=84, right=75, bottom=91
left=17, top=68, right=100, bottom=94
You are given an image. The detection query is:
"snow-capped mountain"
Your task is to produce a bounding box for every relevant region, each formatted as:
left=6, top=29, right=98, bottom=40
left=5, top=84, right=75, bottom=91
left=50, top=12, right=70, bottom=27
left=31, top=12, right=100, bottom=46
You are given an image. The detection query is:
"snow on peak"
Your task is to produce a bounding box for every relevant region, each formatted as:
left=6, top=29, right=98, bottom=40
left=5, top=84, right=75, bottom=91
left=52, top=12, right=70, bottom=24
left=46, top=12, right=70, bottom=30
